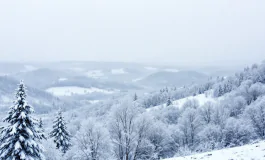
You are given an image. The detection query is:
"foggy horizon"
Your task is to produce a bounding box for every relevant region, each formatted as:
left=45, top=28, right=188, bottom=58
left=0, top=58, right=262, bottom=69
left=1, top=0, right=265, bottom=67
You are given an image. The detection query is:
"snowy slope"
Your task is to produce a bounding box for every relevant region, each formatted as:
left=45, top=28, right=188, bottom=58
left=147, top=92, right=217, bottom=112
left=111, top=68, right=128, bottom=74
left=144, top=67, right=158, bottom=71
left=165, top=141, right=265, bottom=160
left=172, top=93, right=216, bottom=107
left=85, top=70, right=104, bottom=79
left=164, top=69, right=179, bottom=72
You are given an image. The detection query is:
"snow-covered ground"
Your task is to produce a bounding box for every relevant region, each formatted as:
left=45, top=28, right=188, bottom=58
left=46, top=86, right=115, bottom=96
left=58, top=78, right=68, bottom=81
left=111, top=68, right=128, bottom=74
left=147, top=92, right=216, bottom=112
left=172, top=93, right=216, bottom=107
left=85, top=70, right=104, bottom=79
left=88, top=100, right=100, bottom=104
left=165, top=141, right=265, bottom=160
left=144, top=67, right=158, bottom=71
left=164, top=68, right=179, bottom=72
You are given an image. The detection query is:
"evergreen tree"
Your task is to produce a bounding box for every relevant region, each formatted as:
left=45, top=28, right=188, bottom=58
left=133, top=93, right=138, bottom=101
left=166, top=97, right=172, bottom=106
left=50, top=108, right=71, bottom=154
left=38, top=118, right=46, bottom=140
left=39, top=118, right=43, bottom=129
left=0, top=81, right=45, bottom=160
left=165, top=87, right=169, bottom=92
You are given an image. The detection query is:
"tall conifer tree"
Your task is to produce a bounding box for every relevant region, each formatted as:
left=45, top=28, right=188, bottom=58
left=50, top=108, right=71, bottom=154
left=0, top=81, right=45, bottom=160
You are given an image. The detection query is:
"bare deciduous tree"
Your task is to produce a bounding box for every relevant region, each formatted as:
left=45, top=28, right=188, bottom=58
left=76, top=119, right=111, bottom=160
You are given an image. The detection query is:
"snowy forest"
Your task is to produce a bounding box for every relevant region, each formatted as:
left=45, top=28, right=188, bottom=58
left=1, top=1, right=265, bottom=159
left=1, top=61, right=265, bottom=160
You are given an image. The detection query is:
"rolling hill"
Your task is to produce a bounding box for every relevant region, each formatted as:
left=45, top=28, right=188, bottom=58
left=0, top=76, right=71, bottom=114
left=137, top=70, right=208, bottom=88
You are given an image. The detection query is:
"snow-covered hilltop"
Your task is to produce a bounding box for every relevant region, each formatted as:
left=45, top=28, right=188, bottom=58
left=165, top=141, right=265, bottom=160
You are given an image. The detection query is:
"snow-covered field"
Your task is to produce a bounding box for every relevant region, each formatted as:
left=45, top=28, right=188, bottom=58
left=46, top=86, right=115, bottom=96
left=165, top=141, right=265, bottom=160
left=164, top=68, right=179, bottom=72
left=58, top=78, right=68, bottom=81
left=85, top=70, right=104, bottom=78
left=111, top=68, right=127, bottom=74
left=144, top=67, right=158, bottom=71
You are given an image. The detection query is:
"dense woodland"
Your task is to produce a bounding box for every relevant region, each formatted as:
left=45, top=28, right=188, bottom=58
left=1, top=62, right=265, bottom=160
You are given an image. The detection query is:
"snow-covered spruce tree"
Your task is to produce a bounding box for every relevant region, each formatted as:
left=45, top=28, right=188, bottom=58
left=0, top=80, right=45, bottom=160
left=133, top=93, right=138, bottom=101
left=38, top=118, right=46, bottom=140
left=166, top=97, right=172, bottom=106
left=39, top=118, right=43, bottom=129
left=50, top=108, right=71, bottom=154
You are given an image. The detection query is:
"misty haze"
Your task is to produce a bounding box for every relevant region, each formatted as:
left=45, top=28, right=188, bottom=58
left=0, top=1, right=264, bottom=160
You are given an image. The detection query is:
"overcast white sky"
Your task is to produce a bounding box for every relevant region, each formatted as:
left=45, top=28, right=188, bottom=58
left=0, top=0, right=265, bottom=66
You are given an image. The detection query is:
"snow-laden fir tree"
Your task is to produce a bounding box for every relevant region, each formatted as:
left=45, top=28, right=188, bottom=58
left=38, top=118, right=46, bottom=140
left=133, top=93, right=138, bottom=101
left=166, top=97, right=172, bottom=106
left=50, top=108, right=71, bottom=154
left=39, top=118, right=43, bottom=129
left=0, top=80, right=45, bottom=160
